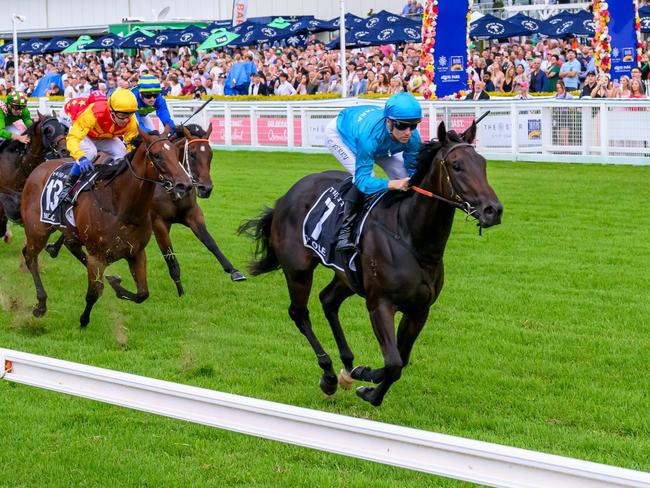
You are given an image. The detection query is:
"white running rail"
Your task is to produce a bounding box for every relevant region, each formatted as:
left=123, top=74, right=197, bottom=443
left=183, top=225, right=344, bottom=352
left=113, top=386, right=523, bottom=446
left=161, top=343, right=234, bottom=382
left=2, top=348, right=649, bottom=487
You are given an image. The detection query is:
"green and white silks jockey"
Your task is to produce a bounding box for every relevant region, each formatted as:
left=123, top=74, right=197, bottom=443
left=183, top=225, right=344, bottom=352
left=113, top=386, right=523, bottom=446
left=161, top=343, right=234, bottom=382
left=0, top=90, right=33, bottom=144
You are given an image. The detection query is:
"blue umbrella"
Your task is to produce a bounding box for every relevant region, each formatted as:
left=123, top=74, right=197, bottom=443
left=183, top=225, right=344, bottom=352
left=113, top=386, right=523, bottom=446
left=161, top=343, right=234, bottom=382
left=318, top=13, right=365, bottom=31
left=231, top=20, right=258, bottom=34
left=470, top=14, right=531, bottom=39
left=285, top=18, right=332, bottom=35
left=507, top=13, right=541, bottom=34
left=327, top=22, right=421, bottom=49
left=141, top=29, right=182, bottom=48
left=117, top=34, right=151, bottom=49
left=229, top=24, right=291, bottom=46
left=350, top=10, right=419, bottom=33
left=639, top=6, right=650, bottom=33
left=19, top=38, right=47, bottom=54
left=84, top=33, right=122, bottom=50
left=207, top=20, right=233, bottom=31
left=41, top=37, right=74, bottom=53
left=538, top=11, right=595, bottom=37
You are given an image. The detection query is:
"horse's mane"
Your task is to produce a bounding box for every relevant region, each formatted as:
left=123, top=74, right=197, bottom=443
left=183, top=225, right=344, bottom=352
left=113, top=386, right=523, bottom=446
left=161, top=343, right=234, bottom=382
left=94, top=150, right=133, bottom=183
left=173, top=124, right=206, bottom=139
left=382, top=131, right=464, bottom=207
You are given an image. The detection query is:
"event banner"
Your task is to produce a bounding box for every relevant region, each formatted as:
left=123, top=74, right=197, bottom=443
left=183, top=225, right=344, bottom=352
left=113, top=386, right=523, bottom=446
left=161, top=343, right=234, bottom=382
left=431, top=0, right=470, bottom=98
left=232, top=0, right=249, bottom=27
left=605, top=0, right=639, bottom=80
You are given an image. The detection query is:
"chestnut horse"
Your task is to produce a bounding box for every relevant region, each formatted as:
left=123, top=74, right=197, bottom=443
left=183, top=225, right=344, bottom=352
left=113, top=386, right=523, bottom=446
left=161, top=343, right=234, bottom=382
left=45, top=124, right=246, bottom=294
left=0, top=113, right=69, bottom=241
left=20, top=126, right=192, bottom=327
left=240, top=122, right=503, bottom=406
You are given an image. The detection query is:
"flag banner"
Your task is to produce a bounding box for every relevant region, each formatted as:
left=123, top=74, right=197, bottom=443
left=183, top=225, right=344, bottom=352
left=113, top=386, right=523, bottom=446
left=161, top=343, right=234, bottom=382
left=421, top=0, right=471, bottom=99
left=609, top=0, right=638, bottom=79
left=232, top=0, right=249, bottom=27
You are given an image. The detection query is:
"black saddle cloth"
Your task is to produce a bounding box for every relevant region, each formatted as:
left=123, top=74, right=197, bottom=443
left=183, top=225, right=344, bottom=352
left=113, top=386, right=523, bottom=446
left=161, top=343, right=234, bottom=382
left=302, top=177, right=385, bottom=296
left=39, top=162, right=97, bottom=226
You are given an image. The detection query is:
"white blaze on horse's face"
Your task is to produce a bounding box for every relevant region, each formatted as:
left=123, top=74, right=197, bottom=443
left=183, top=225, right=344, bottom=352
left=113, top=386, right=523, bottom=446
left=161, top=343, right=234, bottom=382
left=163, top=143, right=170, bottom=151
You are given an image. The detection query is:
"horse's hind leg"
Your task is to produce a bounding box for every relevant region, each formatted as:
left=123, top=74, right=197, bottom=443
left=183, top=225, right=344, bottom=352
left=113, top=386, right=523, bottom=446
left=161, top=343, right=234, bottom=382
left=285, top=266, right=338, bottom=396
left=152, top=217, right=184, bottom=296
left=106, top=250, right=150, bottom=303
left=22, top=235, right=50, bottom=317
left=80, top=255, right=106, bottom=327
left=185, top=206, right=246, bottom=282
left=319, top=276, right=355, bottom=389
left=0, top=208, right=11, bottom=244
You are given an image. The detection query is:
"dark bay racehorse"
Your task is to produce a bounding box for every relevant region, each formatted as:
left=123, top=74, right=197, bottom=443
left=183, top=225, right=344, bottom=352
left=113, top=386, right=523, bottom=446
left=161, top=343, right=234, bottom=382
left=152, top=124, right=245, bottom=295
left=240, top=121, right=503, bottom=406
left=21, top=126, right=192, bottom=327
left=0, top=113, right=69, bottom=241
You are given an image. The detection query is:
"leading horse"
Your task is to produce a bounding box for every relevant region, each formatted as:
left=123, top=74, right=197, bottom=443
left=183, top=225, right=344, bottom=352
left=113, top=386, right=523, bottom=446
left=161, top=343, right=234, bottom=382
left=240, top=121, right=503, bottom=406
left=0, top=113, right=69, bottom=241
left=20, top=125, right=193, bottom=327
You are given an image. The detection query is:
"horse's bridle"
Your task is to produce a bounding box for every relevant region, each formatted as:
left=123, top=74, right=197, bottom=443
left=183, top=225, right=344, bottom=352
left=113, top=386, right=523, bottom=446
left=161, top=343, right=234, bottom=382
left=410, top=141, right=479, bottom=219
left=180, top=137, right=210, bottom=187
left=26, top=118, right=68, bottom=160
left=125, top=136, right=188, bottom=192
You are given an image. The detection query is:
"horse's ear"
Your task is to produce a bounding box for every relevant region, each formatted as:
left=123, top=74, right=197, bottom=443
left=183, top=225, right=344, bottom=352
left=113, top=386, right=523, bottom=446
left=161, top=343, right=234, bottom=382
left=437, top=120, right=448, bottom=145
left=205, top=123, right=212, bottom=138
left=52, top=110, right=58, bottom=118
left=138, top=125, right=149, bottom=141
left=36, top=110, right=44, bottom=121
left=182, top=126, right=191, bottom=139
left=462, top=120, right=477, bottom=144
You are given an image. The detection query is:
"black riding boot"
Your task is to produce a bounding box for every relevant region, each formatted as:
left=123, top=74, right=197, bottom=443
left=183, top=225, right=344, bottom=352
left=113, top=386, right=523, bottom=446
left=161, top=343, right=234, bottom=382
left=336, top=185, right=364, bottom=253
left=57, top=172, right=80, bottom=208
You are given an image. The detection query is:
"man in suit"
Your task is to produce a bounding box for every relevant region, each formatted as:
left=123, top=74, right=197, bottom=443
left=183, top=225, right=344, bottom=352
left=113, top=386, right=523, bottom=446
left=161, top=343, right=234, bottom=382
left=248, top=72, right=270, bottom=96
left=465, top=80, right=491, bottom=100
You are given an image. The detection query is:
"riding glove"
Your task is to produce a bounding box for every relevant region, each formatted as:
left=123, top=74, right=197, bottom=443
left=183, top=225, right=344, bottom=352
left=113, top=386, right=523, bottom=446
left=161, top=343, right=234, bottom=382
left=76, top=156, right=92, bottom=174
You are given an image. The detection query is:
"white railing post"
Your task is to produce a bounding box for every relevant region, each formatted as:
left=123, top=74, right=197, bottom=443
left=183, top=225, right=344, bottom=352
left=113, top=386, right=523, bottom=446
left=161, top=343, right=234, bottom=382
left=581, top=105, right=590, bottom=156
left=224, top=104, right=232, bottom=147
left=287, top=105, right=294, bottom=148
left=428, top=103, right=436, bottom=141
left=600, top=102, right=609, bottom=158
left=250, top=106, right=258, bottom=148
left=38, top=97, right=49, bottom=114
left=510, top=103, right=519, bottom=159
left=300, top=107, right=308, bottom=148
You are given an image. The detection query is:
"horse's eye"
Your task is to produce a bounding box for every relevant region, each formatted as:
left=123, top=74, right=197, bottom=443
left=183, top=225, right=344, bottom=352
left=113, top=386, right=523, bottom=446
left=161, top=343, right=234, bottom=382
left=452, top=162, right=463, bottom=172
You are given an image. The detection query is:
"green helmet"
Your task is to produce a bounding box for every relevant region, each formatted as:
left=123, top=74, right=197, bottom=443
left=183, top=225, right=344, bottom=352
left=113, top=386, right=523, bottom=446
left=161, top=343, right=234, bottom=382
left=6, top=90, right=28, bottom=108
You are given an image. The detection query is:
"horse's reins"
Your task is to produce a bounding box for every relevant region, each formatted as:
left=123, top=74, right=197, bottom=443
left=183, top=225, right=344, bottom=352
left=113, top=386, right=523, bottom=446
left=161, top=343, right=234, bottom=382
left=410, top=141, right=478, bottom=217
left=125, top=136, right=183, bottom=192
left=180, top=137, right=210, bottom=186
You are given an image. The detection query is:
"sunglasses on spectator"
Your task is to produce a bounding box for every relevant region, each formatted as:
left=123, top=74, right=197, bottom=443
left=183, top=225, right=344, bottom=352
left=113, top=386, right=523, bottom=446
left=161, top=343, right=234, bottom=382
left=10, top=104, right=26, bottom=110
left=392, top=120, right=420, bottom=131
left=141, top=92, right=159, bottom=99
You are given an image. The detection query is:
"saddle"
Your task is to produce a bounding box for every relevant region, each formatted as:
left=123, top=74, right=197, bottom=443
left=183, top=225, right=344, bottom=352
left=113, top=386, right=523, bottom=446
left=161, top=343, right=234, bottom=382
left=39, top=162, right=99, bottom=226
left=302, top=177, right=385, bottom=296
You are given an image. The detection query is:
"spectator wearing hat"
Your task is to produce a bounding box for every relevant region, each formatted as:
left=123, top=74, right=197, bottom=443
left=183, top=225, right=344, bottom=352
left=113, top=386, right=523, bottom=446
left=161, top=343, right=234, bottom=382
left=514, top=81, right=532, bottom=100
left=580, top=71, right=598, bottom=98
left=465, top=80, right=490, bottom=101
left=275, top=72, right=297, bottom=96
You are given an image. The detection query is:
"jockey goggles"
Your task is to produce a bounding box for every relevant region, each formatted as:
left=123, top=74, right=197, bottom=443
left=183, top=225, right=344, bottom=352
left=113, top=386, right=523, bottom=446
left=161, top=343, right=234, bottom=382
left=141, top=91, right=160, bottom=99
left=391, top=119, right=420, bottom=131
left=10, top=103, right=26, bottom=110
left=110, top=109, right=133, bottom=120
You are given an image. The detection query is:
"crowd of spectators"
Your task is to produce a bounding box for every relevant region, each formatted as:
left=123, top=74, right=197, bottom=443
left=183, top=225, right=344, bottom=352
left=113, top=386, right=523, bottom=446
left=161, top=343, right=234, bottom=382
left=0, top=25, right=649, bottom=102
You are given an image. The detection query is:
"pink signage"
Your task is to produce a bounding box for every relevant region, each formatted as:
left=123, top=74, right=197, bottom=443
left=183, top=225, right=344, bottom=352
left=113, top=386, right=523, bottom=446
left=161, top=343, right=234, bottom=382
left=208, top=117, right=251, bottom=145
left=257, top=117, right=302, bottom=146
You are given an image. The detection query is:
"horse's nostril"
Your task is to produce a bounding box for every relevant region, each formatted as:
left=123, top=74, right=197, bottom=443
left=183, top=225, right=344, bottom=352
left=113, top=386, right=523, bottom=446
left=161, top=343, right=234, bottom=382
left=484, top=206, right=495, bottom=217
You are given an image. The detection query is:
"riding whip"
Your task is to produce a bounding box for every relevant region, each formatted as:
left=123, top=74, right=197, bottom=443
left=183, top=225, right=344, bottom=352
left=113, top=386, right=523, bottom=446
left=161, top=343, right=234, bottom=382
left=180, top=98, right=212, bottom=126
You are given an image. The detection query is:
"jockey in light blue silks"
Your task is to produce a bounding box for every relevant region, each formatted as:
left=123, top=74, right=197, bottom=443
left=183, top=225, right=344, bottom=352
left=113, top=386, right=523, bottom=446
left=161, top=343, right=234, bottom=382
left=324, top=92, right=423, bottom=252
left=131, top=75, right=175, bottom=133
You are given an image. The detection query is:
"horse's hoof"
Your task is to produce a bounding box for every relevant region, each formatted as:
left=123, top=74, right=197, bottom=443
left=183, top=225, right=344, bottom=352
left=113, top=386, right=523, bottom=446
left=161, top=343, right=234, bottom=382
left=356, top=386, right=383, bottom=406
left=176, top=285, right=185, bottom=297
left=351, top=365, right=371, bottom=382
left=45, top=244, right=59, bottom=258
left=320, top=375, right=338, bottom=397
left=3, top=229, right=12, bottom=244
left=32, top=306, right=46, bottom=318
left=230, top=271, right=246, bottom=281
left=338, top=368, right=354, bottom=390
left=79, top=318, right=89, bottom=328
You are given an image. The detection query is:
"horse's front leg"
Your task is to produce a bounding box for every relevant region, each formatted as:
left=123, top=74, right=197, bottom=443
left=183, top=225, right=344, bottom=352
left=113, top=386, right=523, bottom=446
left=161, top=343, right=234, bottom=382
left=354, top=301, right=401, bottom=407
left=105, top=250, right=150, bottom=303
left=152, top=215, right=184, bottom=296
left=396, top=308, right=430, bottom=368
left=80, top=255, right=106, bottom=327
left=185, top=206, right=246, bottom=282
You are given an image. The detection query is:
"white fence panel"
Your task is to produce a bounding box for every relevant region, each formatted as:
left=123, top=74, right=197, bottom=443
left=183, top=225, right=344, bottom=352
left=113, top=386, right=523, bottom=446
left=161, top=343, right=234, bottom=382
left=31, top=98, right=650, bottom=164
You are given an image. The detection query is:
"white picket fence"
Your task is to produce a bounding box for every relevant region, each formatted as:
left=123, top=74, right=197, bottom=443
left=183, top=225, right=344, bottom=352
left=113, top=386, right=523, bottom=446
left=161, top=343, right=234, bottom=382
left=32, top=97, right=650, bottom=165
left=2, top=348, right=650, bottom=487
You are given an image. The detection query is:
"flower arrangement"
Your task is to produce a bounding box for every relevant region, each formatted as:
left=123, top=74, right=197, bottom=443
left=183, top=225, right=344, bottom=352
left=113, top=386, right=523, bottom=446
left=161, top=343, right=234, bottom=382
left=419, top=0, right=439, bottom=100
left=593, top=0, right=611, bottom=73
left=635, top=1, right=643, bottom=65
left=420, top=1, right=473, bottom=100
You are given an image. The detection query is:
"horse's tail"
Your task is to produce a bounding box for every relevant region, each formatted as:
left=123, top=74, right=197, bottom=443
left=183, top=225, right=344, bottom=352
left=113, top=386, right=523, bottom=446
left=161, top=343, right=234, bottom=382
left=238, top=206, right=279, bottom=276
